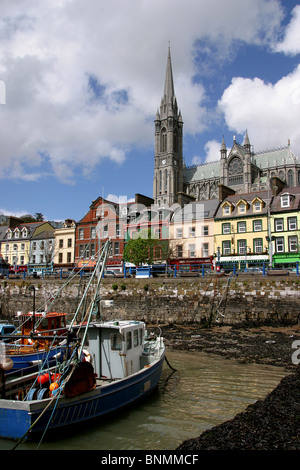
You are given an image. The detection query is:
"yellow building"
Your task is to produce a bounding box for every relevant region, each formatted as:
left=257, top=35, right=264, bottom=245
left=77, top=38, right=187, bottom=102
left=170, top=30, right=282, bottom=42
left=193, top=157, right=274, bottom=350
left=53, top=219, right=76, bottom=269
left=214, top=192, right=270, bottom=269
left=1, top=221, right=55, bottom=267
left=169, top=200, right=218, bottom=261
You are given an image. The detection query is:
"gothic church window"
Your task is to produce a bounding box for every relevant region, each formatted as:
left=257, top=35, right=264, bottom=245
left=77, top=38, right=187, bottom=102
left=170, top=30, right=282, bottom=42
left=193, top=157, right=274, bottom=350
left=161, top=128, right=167, bottom=152
left=288, top=170, right=294, bottom=187
left=228, top=157, right=243, bottom=185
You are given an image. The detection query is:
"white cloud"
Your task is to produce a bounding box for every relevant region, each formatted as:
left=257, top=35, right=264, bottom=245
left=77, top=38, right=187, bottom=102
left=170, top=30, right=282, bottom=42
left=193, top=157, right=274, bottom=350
left=192, top=140, right=221, bottom=164
left=274, top=5, right=300, bottom=55
left=105, top=194, right=134, bottom=204
left=218, top=64, right=300, bottom=152
left=0, top=0, right=285, bottom=184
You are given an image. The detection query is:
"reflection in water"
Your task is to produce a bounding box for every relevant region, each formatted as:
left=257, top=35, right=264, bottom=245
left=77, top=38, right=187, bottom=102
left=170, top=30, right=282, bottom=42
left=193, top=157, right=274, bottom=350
left=0, top=350, right=287, bottom=450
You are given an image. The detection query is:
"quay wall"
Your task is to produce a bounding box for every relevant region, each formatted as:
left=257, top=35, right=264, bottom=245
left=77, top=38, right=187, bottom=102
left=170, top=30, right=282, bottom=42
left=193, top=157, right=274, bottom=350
left=1, top=276, right=300, bottom=327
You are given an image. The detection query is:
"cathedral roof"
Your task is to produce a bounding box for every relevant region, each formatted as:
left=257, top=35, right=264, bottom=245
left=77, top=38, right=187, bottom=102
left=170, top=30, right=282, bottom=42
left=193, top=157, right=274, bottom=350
left=252, top=145, right=299, bottom=169
left=183, top=161, right=220, bottom=182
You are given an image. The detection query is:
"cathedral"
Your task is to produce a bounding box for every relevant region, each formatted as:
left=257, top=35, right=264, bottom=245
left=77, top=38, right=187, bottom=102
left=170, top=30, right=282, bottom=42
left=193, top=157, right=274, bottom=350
left=153, top=48, right=300, bottom=205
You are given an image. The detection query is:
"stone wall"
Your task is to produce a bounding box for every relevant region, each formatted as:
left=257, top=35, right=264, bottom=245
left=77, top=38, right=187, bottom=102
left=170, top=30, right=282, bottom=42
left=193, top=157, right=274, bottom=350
left=1, top=276, right=300, bottom=327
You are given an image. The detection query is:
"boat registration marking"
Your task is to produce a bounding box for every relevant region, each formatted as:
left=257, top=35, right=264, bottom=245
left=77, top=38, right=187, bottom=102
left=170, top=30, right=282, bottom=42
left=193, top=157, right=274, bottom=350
left=144, top=380, right=151, bottom=392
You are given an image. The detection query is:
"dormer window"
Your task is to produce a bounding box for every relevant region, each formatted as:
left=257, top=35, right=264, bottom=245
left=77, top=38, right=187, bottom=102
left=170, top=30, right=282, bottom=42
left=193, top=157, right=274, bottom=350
left=238, top=203, right=246, bottom=214
left=14, top=229, right=20, bottom=239
left=254, top=201, right=261, bottom=212
left=281, top=194, right=290, bottom=208
left=22, top=228, right=28, bottom=238
left=7, top=230, right=12, bottom=239
left=223, top=204, right=231, bottom=216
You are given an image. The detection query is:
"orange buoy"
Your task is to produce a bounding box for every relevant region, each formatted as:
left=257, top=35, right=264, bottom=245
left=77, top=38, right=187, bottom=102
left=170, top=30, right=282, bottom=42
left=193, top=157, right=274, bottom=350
left=37, top=373, right=50, bottom=385
left=49, top=382, right=59, bottom=392
left=51, top=373, right=61, bottom=383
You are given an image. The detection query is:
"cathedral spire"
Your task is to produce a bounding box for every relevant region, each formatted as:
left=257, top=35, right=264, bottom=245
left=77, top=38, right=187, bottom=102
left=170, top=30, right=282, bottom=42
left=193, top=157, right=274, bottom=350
left=163, top=45, right=175, bottom=100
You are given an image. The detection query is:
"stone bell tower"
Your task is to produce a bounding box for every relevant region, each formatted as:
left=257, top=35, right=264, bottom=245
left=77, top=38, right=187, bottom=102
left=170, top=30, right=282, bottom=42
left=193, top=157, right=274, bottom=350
left=153, top=47, right=183, bottom=206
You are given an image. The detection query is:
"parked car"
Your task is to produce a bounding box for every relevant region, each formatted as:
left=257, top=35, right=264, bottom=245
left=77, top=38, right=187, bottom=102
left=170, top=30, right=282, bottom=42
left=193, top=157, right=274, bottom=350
left=104, top=270, right=116, bottom=278
left=243, top=267, right=264, bottom=274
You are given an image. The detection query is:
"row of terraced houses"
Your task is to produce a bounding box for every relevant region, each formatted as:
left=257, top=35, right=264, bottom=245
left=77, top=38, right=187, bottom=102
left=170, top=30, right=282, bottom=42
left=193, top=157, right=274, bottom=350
left=0, top=178, right=299, bottom=275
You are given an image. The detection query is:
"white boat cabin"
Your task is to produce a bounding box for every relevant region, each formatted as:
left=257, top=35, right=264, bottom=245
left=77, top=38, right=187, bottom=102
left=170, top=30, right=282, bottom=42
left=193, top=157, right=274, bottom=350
left=84, top=320, right=146, bottom=379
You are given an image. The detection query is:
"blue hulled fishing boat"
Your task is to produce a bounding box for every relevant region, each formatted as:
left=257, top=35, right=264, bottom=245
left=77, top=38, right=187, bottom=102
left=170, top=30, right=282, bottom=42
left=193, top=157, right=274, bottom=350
left=0, top=240, right=165, bottom=444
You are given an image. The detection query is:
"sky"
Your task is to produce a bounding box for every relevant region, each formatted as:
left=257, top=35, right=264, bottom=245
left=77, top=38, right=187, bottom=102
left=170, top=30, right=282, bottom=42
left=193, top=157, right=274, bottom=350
left=0, top=0, right=300, bottom=222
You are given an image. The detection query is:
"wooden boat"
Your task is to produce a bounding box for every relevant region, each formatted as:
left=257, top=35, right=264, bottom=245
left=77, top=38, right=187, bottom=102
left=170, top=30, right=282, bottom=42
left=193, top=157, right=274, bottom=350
left=2, top=311, right=68, bottom=374
left=0, top=240, right=165, bottom=443
left=0, top=320, right=165, bottom=442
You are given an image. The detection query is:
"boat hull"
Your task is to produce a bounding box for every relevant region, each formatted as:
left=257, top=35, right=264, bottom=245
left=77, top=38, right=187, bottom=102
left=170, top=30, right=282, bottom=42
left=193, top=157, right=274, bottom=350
left=0, top=351, right=165, bottom=441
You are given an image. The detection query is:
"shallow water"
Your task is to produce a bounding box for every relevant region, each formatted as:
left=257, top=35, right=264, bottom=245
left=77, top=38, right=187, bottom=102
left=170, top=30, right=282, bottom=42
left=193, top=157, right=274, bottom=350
left=0, top=349, right=287, bottom=450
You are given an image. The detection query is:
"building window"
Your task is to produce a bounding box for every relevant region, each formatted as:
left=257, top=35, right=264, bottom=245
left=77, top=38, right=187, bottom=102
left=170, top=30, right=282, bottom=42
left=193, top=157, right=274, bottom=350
left=253, top=220, right=262, bottom=232
left=13, top=244, right=18, bottom=251
left=253, top=201, right=261, bottom=212
left=274, top=218, right=284, bottom=232
left=32, top=241, right=37, bottom=250
left=288, top=217, right=297, bottom=231
left=114, top=242, right=120, bottom=255
left=79, top=244, right=87, bottom=257
left=176, top=228, right=182, bottom=238
left=281, top=194, right=290, bottom=208
left=275, top=237, right=284, bottom=253
left=14, top=230, right=19, bottom=239
left=202, top=226, right=208, bottom=236
left=90, top=243, right=95, bottom=257
left=59, top=253, right=63, bottom=263
left=59, top=239, right=63, bottom=248
left=289, top=236, right=298, bottom=252
left=90, top=226, right=96, bottom=239
left=288, top=170, right=294, bottom=187
left=68, top=238, right=72, bottom=248
left=238, top=221, right=246, bottom=233
left=161, top=129, right=167, bottom=152
left=222, top=223, right=231, bottom=234
left=238, top=240, right=246, bottom=254
left=223, top=205, right=231, bottom=216
left=67, top=252, right=71, bottom=263
left=103, top=224, right=108, bottom=237
left=202, top=243, right=209, bottom=257
left=238, top=203, right=246, bottom=214
left=188, top=244, right=196, bottom=257
left=116, top=224, right=120, bottom=237
left=222, top=241, right=231, bottom=255
left=78, top=228, right=84, bottom=240
left=254, top=239, right=263, bottom=253
left=189, top=227, right=196, bottom=237
left=177, top=245, right=183, bottom=257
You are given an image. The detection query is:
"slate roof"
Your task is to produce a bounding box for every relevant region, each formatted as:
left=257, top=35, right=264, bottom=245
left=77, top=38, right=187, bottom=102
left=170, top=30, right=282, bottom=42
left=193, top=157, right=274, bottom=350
left=214, top=191, right=271, bottom=220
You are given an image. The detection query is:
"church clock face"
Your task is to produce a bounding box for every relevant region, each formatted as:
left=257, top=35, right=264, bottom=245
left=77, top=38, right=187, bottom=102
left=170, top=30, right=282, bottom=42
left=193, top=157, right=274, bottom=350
left=228, top=157, right=243, bottom=175
left=162, top=159, right=166, bottom=165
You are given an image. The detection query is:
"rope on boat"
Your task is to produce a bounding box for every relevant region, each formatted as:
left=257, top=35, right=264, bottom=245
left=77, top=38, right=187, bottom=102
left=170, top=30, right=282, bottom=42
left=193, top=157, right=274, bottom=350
left=164, top=355, right=177, bottom=372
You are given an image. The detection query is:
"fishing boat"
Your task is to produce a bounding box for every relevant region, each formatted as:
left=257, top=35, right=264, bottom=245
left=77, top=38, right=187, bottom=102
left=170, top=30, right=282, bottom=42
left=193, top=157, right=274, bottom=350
left=0, top=240, right=165, bottom=443
left=0, top=319, right=165, bottom=442
left=1, top=311, right=68, bottom=374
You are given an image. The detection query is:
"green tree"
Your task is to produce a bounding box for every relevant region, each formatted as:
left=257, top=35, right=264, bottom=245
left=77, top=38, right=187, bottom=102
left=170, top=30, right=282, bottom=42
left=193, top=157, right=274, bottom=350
left=123, top=230, right=158, bottom=266
left=34, top=212, right=44, bottom=221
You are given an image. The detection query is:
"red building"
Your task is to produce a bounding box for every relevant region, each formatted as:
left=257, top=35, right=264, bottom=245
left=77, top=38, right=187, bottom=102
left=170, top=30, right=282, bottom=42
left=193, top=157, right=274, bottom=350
left=75, top=196, right=131, bottom=272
